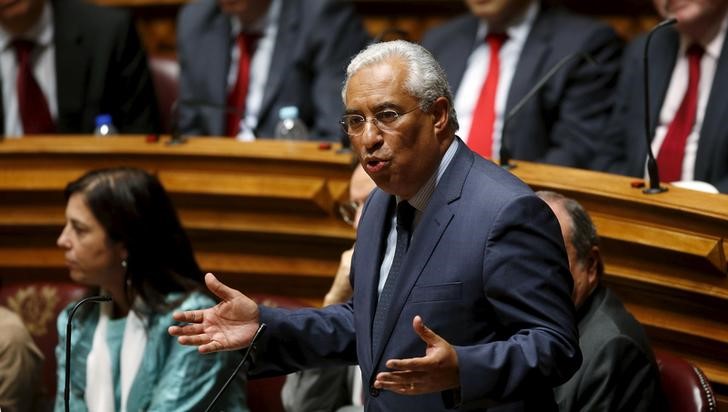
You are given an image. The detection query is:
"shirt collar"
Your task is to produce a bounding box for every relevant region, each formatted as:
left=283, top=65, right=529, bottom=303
left=0, top=1, right=53, bottom=51
left=475, top=1, right=539, bottom=45
left=229, top=0, right=280, bottom=37
left=679, top=12, right=728, bottom=60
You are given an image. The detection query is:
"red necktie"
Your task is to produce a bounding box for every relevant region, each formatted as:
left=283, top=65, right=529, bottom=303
left=468, top=33, right=507, bottom=158
left=13, top=39, right=55, bottom=135
left=657, top=44, right=704, bottom=182
left=226, top=33, right=259, bottom=137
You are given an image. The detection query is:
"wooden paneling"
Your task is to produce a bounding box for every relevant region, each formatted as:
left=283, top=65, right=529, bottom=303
left=0, top=137, right=355, bottom=307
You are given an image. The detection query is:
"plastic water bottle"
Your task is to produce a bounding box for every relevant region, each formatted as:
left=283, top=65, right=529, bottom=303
left=274, top=106, right=308, bottom=140
left=94, top=114, right=118, bottom=137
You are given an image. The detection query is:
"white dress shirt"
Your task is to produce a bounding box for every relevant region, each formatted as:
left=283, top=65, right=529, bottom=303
left=227, top=0, right=281, bottom=141
left=649, top=15, right=728, bottom=182
left=454, top=2, right=539, bottom=160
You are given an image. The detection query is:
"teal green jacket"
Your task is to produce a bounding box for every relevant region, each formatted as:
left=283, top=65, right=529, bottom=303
left=54, top=292, right=248, bottom=412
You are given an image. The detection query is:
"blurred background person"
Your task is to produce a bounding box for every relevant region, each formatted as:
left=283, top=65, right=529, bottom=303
left=0, top=306, right=44, bottom=412
left=595, top=0, right=728, bottom=193
left=537, top=191, right=664, bottom=412
left=54, top=167, right=247, bottom=411
left=0, top=0, right=159, bottom=137
left=176, top=0, right=370, bottom=141
left=421, top=0, right=622, bottom=168
left=281, top=164, right=375, bottom=412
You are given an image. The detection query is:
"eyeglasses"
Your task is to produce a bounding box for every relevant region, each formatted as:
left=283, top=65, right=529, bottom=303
left=339, top=106, right=419, bottom=136
left=337, top=200, right=361, bottom=226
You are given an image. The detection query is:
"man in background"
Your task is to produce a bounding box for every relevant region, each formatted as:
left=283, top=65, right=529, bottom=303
left=421, top=0, right=621, bottom=168
left=0, top=306, right=43, bottom=412
left=537, top=191, right=664, bottom=411
left=0, top=0, right=159, bottom=136
left=595, top=0, right=728, bottom=193
left=176, top=0, right=370, bottom=141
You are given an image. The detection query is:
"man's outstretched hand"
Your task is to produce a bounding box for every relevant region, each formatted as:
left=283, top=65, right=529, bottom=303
left=373, top=315, right=460, bottom=395
left=168, top=273, right=260, bottom=353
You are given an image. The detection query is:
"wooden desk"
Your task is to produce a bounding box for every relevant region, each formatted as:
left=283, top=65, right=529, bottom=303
left=508, top=159, right=728, bottom=408
left=2, top=137, right=727, bottom=407
left=0, top=136, right=355, bottom=305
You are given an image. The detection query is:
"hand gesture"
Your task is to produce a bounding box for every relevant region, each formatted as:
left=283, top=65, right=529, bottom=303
left=373, top=315, right=460, bottom=395
left=168, top=273, right=260, bottom=353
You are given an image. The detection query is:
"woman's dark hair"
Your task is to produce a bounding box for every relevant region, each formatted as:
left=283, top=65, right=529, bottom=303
left=64, top=167, right=204, bottom=314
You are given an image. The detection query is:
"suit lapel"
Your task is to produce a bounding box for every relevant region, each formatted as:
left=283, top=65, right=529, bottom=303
left=200, top=4, right=231, bottom=135
left=257, top=0, right=299, bottom=129
left=437, top=16, right=479, bottom=93
left=370, top=142, right=472, bottom=369
left=694, top=33, right=728, bottom=180
left=53, top=0, right=90, bottom=131
left=356, top=189, right=395, bottom=365
left=505, top=8, right=551, bottom=118
left=648, top=28, right=679, bottom=135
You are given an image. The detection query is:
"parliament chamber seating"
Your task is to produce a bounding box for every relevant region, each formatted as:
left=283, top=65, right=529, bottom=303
left=656, top=350, right=718, bottom=412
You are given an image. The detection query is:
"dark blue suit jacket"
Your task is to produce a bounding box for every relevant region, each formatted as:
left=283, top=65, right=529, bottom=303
left=594, top=27, right=728, bottom=193
left=421, top=6, right=622, bottom=168
left=176, top=0, right=369, bottom=141
left=256, top=141, right=581, bottom=411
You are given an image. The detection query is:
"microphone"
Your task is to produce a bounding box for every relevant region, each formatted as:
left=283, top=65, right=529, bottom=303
left=64, top=295, right=112, bottom=412
left=203, top=323, right=267, bottom=412
left=169, top=99, right=247, bottom=146
left=499, top=52, right=596, bottom=169
left=641, top=17, right=677, bottom=194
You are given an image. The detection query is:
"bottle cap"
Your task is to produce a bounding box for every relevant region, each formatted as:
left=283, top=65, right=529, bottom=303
left=278, top=106, right=299, bottom=120
left=95, top=114, right=113, bottom=128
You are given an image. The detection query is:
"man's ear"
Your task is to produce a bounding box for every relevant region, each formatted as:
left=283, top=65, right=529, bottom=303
left=586, top=245, right=602, bottom=288
left=431, top=96, right=450, bottom=136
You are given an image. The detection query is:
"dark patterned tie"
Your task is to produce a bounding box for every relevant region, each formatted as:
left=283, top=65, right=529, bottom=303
left=13, top=39, right=55, bottom=134
left=371, top=199, right=416, bottom=352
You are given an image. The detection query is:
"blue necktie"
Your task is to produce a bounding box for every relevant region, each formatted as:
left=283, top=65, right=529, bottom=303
left=371, top=199, right=416, bottom=352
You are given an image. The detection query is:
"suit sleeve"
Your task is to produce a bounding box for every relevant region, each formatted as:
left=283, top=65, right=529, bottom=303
left=454, top=195, right=581, bottom=407
left=555, top=336, right=662, bottom=412
left=542, top=24, right=623, bottom=168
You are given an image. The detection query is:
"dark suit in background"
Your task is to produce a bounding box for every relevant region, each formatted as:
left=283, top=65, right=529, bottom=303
left=421, top=5, right=622, bottom=168
left=594, top=27, right=728, bottom=193
left=0, top=0, right=159, bottom=135
left=554, top=286, right=663, bottom=411
left=255, top=141, right=581, bottom=411
left=176, top=0, right=370, bottom=140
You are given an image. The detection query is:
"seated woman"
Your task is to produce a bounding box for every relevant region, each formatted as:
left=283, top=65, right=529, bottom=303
left=54, top=167, right=248, bottom=411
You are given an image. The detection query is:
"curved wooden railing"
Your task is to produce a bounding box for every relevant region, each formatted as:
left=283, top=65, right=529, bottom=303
left=1, top=136, right=726, bottom=407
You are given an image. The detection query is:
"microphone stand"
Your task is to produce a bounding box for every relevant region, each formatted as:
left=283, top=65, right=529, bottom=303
left=642, top=18, right=677, bottom=194
left=500, top=52, right=596, bottom=170
left=203, top=323, right=267, bottom=412
left=64, top=295, right=112, bottom=412
left=167, top=99, right=187, bottom=146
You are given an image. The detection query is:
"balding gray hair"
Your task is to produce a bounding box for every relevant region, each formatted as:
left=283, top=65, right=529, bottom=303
left=341, top=40, right=459, bottom=134
left=536, top=190, right=603, bottom=278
